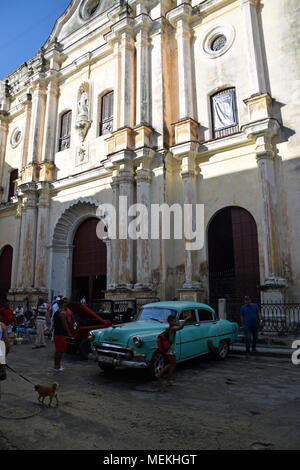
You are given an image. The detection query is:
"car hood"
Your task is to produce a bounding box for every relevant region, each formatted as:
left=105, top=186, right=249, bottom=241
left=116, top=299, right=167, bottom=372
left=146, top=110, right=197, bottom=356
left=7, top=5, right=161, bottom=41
left=67, top=303, right=111, bottom=327
left=96, top=321, right=168, bottom=346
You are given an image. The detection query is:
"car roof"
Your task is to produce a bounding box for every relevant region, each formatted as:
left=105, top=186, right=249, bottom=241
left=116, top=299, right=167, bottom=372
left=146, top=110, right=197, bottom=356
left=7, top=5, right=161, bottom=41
left=141, top=301, right=215, bottom=313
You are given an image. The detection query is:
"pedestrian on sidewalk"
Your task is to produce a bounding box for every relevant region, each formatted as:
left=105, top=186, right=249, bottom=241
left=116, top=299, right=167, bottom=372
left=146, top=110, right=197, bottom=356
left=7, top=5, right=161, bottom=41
left=33, top=298, right=48, bottom=349
left=240, top=296, right=263, bottom=355
left=0, top=302, right=13, bottom=327
left=53, top=299, right=73, bottom=371
left=0, top=321, right=10, bottom=400
left=156, top=313, right=192, bottom=386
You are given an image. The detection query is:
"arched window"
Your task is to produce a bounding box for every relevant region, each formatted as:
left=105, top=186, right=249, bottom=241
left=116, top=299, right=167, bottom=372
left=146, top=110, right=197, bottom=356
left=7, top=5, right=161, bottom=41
left=211, top=88, right=239, bottom=139
left=99, top=91, right=114, bottom=136
left=8, top=169, right=18, bottom=200
left=59, top=110, right=72, bottom=151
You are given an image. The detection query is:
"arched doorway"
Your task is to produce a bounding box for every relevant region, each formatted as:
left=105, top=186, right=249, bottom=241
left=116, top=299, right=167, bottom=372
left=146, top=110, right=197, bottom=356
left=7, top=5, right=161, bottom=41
left=0, top=245, right=13, bottom=301
left=208, top=207, right=260, bottom=310
left=72, top=218, right=107, bottom=303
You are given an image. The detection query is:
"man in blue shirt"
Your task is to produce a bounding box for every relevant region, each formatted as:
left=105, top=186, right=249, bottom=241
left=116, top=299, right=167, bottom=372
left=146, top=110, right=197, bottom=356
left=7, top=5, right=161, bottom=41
left=240, top=296, right=263, bottom=354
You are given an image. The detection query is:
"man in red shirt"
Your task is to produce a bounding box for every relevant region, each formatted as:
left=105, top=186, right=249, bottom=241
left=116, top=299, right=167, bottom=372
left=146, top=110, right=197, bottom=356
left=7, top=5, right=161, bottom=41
left=0, top=303, right=13, bottom=327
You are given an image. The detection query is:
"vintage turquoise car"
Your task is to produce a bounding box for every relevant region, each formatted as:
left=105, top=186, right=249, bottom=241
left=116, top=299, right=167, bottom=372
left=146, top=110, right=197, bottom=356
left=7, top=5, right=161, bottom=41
left=89, top=301, right=239, bottom=377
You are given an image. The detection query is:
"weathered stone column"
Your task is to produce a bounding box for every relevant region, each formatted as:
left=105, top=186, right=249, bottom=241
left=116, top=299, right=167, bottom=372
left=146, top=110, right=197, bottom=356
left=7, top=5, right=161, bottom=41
left=19, top=94, right=32, bottom=170
left=108, top=170, right=120, bottom=290
left=105, top=18, right=136, bottom=154
left=26, top=71, right=47, bottom=172
left=240, top=0, right=267, bottom=95
left=167, top=2, right=199, bottom=145
left=42, top=74, right=59, bottom=164
left=118, top=161, right=135, bottom=290
left=16, top=184, right=38, bottom=291
left=170, top=141, right=203, bottom=301
left=134, top=151, right=154, bottom=291
left=244, top=119, right=287, bottom=301
left=9, top=200, right=22, bottom=292
left=34, top=183, right=51, bottom=292
left=181, top=153, right=202, bottom=293
left=0, top=112, right=9, bottom=201
left=112, top=39, right=121, bottom=132
left=135, top=15, right=152, bottom=127
left=167, top=1, right=194, bottom=120
left=119, top=29, right=135, bottom=128
left=241, top=0, right=272, bottom=124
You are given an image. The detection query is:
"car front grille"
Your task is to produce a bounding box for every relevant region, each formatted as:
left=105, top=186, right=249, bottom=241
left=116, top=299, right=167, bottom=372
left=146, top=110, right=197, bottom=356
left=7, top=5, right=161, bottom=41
left=94, top=342, right=133, bottom=360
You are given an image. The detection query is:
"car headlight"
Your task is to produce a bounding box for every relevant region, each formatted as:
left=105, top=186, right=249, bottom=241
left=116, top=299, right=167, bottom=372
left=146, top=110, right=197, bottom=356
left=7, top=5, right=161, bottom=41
left=88, top=332, right=95, bottom=342
left=133, top=336, right=143, bottom=347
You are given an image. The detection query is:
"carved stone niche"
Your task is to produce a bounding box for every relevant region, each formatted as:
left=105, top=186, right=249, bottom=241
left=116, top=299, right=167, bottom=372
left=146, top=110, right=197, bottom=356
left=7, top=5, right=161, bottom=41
left=75, top=82, right=91, bottom=143
left=75, top=142, right=89, bottom=166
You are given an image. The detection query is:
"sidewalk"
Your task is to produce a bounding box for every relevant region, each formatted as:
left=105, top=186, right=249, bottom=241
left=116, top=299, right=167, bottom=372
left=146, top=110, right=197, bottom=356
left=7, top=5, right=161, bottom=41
left=231, top=332, right=297, bottom=357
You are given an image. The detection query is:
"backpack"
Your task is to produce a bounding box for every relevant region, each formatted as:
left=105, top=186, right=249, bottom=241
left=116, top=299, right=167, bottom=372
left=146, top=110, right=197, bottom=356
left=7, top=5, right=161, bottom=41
left=157, top=328, right=171, bottom=353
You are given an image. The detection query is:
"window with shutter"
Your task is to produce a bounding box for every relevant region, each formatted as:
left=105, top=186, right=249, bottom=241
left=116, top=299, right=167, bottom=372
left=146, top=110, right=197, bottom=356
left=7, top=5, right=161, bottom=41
left=211, top=88, right=239, bottom=139
left=8, top=169, right=18, bottom=200
left=99, top=91, right=114, bottom=136
left=59, top=110, right=72, bottom=151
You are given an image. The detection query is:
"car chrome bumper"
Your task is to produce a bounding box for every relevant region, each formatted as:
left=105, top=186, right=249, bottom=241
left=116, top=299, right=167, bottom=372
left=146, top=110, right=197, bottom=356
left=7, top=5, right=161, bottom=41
left=97, top=354, right=147, bottom=369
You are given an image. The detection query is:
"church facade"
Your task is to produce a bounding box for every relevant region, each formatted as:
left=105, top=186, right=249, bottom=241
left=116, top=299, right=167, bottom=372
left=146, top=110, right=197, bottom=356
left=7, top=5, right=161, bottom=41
left=0, top=0, right=299, bottom=307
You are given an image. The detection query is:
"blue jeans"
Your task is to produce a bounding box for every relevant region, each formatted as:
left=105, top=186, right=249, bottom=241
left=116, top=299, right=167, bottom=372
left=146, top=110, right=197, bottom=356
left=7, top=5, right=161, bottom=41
left=244, top=324, right=259, bottom=352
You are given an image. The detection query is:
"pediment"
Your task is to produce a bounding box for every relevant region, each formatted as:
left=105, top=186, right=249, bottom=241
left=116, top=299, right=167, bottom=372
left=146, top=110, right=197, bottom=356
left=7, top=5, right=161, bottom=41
left=44, top=0, right=120, bottom=48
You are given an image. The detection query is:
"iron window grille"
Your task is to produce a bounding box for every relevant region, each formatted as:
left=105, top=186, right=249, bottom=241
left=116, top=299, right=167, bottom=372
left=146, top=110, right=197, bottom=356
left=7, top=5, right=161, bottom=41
left=211, top=88, right=239, bottom=139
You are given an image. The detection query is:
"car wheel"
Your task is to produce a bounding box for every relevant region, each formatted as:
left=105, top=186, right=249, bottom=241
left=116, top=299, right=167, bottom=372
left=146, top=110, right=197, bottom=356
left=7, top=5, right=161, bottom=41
left=216, top=340, right=229, bottom=360
left=149, top=351, right=167, bottom=378
left=78, top=339, right=91, bottom=360
left=98, top=362, right=116, bottom=373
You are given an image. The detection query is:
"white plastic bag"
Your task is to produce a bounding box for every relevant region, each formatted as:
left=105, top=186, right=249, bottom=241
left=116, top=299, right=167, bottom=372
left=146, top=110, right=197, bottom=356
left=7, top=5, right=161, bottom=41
left=0, top=340, right=6, bottom=365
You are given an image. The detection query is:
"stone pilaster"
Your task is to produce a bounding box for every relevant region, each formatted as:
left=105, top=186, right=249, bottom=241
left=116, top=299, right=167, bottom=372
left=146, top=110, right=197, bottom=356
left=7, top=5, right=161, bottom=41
left=244, top=119, right=287, bottom=301
left=170, top=141, right=203, bottom=301
left=118, top=161, right=135, bottom=290
left=16, top=183, right=38, bottom=291
left=167, top=1, right=195, bottom=121
left=167, top=2, right=199, bottom=146
left=19, top=94, right=32, bottom=169
left=24, top=74, right=47, bottom=182
left=135, top=14, right=152, bottom=127
left=108, top=170, right=120, bottom=290
left=42, top=73, right=59, bottom=163
left=0, top=112, right=9, bottom=201
left=241, top=0, right=267, bottom=95
left=120, top=30, right=135, bottom=128
left=181, top=154, right=202, bottom=293
left=105, top=18, right=136, bottom=154
left=34, top=183, right=51, bottom=291
left=134, top=150, right=154, bottom=291
left=9, top=199, right=22, bottom=292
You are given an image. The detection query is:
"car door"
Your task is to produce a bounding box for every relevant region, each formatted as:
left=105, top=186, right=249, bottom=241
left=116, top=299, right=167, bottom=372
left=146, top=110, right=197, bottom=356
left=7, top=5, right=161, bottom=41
left=177, top=309, right=204, bottom=360
left=195, top=308, right=216, bottom=353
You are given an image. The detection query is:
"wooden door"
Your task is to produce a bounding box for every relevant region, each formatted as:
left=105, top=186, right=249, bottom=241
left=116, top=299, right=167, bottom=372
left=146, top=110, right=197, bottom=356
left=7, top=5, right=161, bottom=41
left=0, top=245, right=13, bottom=301
left=72, top=218, right=107, bottom=302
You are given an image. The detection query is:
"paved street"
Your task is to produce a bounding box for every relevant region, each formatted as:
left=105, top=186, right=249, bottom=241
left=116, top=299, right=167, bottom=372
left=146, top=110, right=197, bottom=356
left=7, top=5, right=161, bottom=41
left=0, top=340, right=300, bottom=450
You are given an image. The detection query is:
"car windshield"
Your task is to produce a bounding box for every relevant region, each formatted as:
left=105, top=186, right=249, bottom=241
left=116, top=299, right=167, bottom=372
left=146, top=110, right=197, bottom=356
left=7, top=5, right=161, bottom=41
left=138, top=307, right=177, bottom=323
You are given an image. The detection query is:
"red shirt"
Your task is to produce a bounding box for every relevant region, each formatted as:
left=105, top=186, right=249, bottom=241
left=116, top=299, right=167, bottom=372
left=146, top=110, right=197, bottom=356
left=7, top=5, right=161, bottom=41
left=0, top=307, right=13, bottom=326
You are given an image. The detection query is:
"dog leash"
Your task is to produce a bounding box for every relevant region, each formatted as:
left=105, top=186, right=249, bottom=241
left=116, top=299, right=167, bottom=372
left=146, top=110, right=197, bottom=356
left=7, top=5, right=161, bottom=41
left=6, top=364, right=35, bottom=386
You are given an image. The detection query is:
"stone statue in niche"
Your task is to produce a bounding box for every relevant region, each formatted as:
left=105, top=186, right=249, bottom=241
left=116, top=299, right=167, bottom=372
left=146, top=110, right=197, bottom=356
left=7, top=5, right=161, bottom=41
left=78, top=87, right=89, bottom=117
left=75, top=85, right=91, bottom=142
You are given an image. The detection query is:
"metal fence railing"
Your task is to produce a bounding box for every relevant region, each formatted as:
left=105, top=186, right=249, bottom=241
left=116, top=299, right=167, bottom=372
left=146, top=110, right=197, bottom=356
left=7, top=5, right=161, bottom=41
left=89, top=297, right=160, bottom=323
left=225, top=301, right=300, bottom=335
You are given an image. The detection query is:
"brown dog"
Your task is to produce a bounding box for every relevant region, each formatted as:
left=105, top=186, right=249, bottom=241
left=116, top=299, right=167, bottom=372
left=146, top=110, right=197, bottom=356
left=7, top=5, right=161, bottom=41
left=34, top=382, right=59, bottom=407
